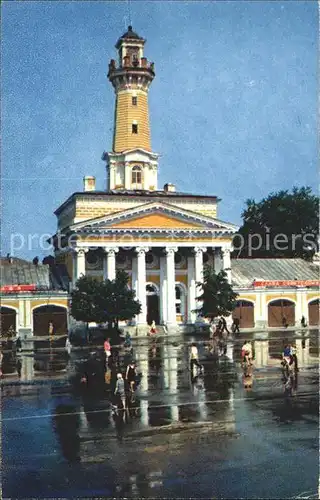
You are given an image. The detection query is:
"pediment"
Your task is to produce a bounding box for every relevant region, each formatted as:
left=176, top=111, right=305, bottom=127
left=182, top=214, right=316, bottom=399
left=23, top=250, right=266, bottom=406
left=111, top=212, right=203, bottom=229
left=71, top=201, right=238, bottom=233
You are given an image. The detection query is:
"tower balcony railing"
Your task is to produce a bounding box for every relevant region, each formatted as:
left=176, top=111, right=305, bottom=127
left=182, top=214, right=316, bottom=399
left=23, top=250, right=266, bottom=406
left=108, top=58, right=155, bottom=77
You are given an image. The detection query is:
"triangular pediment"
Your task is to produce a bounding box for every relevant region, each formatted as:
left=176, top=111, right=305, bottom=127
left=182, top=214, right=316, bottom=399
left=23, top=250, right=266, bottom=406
left=71, top=201, right=238, bottom=233
left=111, top=212, right=203, bottom=229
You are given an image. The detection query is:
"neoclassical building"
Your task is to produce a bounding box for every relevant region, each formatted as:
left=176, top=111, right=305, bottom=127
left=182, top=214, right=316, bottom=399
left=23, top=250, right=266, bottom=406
left=52, top=26, right=238, bottom=329
left=0, top=27, right=318, bottom=337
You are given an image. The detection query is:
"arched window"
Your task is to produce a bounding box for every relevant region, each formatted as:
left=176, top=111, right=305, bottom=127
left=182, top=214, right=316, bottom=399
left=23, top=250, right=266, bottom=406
left=132, top=165, right=142, bottom=186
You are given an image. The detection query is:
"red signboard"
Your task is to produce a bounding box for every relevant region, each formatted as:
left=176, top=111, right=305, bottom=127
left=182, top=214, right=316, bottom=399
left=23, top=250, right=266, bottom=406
left=1, top=284, right=37, bottom=292
left=253, top=280, right=319, bottom=288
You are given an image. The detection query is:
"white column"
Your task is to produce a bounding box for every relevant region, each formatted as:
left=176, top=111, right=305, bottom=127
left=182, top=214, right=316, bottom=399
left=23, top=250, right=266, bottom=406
left=194, top=247, right=206, bottom=321
left=164, top=247, right=177, bottom=326
left=76, top=248, right=87, bottom=280
left=221, top=248, right=231, bottom=283
left=214, top=247, right=223, bottom=274
left=187, top=255, right=196, bottom=323
left=131, top=254, right=138, bottom=291
left=25, top=300, right=31, bottom=329
left=135, top=247, right=149, bottom=324
left=104, top=248, right=119, bottom=281
left=160, top=256, right=167, bottom=324
left=143, top=165, right=149, bottom=190
left=255, top=290, right=267, bottom=328
left=296, top=289, right=309, bottom=326
left=109, top=165, right=116, bottom=190
left=71, top=251, right=78, bottom=288
left=102, top=249, right=108, bottom=280
left=124, top=162, right=130, bottom=189
left=18, top=300, right=24, bottom=328
left=194, top=247, right=206, bottom=283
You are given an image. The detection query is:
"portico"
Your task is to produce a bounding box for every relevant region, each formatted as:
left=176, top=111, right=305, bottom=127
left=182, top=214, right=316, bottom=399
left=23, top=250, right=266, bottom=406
left=67, top=240, right=233, bottom=326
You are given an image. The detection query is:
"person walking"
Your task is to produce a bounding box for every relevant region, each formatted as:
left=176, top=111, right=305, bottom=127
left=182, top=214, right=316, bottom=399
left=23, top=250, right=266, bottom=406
left=241, top=340, right=253, bottom=361
left=189, top=343, right=202, bottom=374
left=232, top=317, right=240, bottom=334
left=149, top=320, right=157, bottom=336
left=126, top=362, right=137, bottom=392
left=104, top=338, right=111, bottom=366
left=65, top=336, right=72, bottom=356
left=114, top=373, right=126, bottom=410
left=220, top=317, right=230, bottom=335
left=0, top=351, right=3, bottom=377
left=300, top=316, right=307, bottom=328
left=16, top=358, right=22, bottom=378
left=15, top=333, right=22, bottom=353
left=291, top=344, right=299, bottom=372
left=48, top=321, right=54, bottom=337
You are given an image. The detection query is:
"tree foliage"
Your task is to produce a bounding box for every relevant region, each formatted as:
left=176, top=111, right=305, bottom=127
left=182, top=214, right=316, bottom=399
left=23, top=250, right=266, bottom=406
left=233, top=187, right=319, bottom=260
left=195, top=266, right=238, bottom=322
left=70, top=271, right=141, bottom=329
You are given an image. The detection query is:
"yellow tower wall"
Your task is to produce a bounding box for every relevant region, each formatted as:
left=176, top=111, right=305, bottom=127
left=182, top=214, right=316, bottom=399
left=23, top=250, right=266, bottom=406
left=113, top=90, right=151, bottom=152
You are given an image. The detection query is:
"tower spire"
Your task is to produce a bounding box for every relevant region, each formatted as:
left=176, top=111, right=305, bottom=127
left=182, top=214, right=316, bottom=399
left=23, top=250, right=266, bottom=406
left=127, top=0, right=132, bottom=27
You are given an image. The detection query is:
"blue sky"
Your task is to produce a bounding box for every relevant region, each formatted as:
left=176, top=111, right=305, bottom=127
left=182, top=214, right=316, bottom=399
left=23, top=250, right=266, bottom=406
left=2, top=1, right=317, bottom=259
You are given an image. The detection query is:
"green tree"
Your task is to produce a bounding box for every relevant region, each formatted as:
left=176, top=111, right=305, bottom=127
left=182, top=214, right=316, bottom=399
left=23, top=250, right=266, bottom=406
left=70, top=271, right=141, bottom=331
left=233, top=187, right=319, bottom=260
left=102, top=270, right=141, bottom=330
left=70, top=275, right=104, bottom=327
left=195, top=266, right=238, bottom=322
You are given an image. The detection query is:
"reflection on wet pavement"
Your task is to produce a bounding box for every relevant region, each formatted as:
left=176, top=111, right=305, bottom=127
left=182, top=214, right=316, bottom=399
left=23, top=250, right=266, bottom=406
left=2, top=329, right=319, bottom=499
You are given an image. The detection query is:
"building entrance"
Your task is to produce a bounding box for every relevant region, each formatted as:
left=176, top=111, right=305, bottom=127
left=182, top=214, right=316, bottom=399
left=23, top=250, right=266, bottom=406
left=146, top=283, right=160, bottom=325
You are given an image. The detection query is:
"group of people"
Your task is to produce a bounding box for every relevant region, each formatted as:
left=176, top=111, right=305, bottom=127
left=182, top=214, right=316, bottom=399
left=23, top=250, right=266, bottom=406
left=113, top=361, right=138, bottom=411
left=208, top=317, right=232, bottom=356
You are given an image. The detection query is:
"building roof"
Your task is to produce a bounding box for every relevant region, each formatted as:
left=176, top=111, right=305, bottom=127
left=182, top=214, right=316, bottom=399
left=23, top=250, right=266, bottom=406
left=0, top=257, right=69, bottom=291
left=54, top=190, right=220, bottom=216
left=231, top=258, right=319, bottom=287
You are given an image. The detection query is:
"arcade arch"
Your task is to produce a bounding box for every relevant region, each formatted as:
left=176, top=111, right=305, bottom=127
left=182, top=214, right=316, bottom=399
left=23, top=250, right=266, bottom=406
left=232, top=300, right=255, bottom=328
left=308, top=299, right=319, bottom=326
left=32, top=304, right=68, bottom=336
left=0, top=306, right=17, bottom=335
left=268, top=299, right=295, bottom=327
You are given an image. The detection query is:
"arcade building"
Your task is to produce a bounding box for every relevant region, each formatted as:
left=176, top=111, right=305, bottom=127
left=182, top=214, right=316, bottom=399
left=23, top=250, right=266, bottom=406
left=1, top=26, right=319, bottom=337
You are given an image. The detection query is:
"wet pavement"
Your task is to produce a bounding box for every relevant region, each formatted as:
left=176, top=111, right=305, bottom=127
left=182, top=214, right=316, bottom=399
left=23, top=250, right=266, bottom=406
left=2, top=329, right=319, bottom=499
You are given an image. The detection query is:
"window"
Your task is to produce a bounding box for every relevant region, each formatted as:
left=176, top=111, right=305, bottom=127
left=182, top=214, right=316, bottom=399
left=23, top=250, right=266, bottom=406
left=132, top=123, right=138, bottom=134
left=132, top=166, right=142, bottom=185
left=132, top=96, right=137, bottom=106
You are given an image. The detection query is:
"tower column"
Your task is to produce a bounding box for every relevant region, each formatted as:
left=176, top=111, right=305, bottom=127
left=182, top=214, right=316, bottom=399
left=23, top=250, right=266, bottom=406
left=135, top=247, right=149, bottom=324
left=165, top=247, right=177, bottom=326
left=124, top=162, right=131, bottom=189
